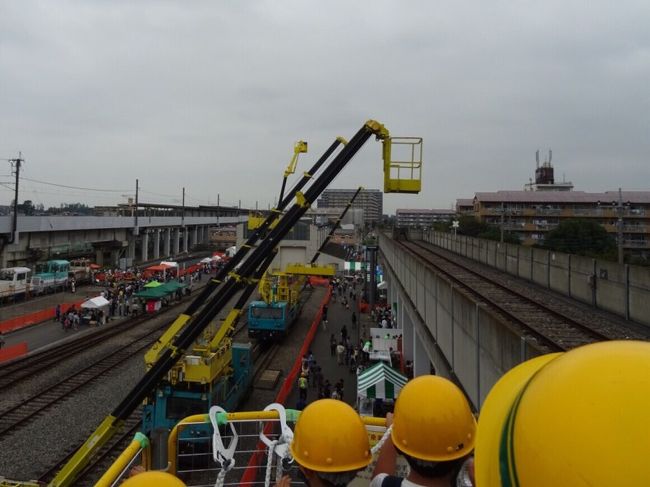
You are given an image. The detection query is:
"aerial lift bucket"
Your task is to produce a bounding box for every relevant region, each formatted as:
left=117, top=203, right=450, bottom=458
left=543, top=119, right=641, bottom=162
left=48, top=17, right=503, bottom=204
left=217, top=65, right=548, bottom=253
left=382, top=136, right=423, bottom=194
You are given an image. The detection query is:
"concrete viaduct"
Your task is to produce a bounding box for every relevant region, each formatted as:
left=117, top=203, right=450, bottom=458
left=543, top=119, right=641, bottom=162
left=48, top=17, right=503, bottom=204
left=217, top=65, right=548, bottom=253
left=0, top=205, right=245, bottom=268
left=379, top=230, right=650, bottom=410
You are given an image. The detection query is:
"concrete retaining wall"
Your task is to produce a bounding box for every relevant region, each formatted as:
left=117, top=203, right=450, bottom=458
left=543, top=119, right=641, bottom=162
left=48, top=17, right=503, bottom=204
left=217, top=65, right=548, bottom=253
left=380, top=234, right=544, bottom=409
left=422, top=231, right=650, bottom=327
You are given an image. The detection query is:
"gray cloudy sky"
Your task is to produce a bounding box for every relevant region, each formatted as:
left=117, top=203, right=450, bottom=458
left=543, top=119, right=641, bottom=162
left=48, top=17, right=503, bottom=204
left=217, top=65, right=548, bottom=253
left=1, top=0, right=649, bottom=213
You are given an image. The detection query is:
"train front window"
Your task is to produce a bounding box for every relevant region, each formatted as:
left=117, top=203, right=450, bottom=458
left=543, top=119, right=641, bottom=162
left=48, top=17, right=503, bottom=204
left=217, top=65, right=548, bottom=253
left=0, top=271, right=14, bottom=281
left=250, top=307, right=284, bottom=319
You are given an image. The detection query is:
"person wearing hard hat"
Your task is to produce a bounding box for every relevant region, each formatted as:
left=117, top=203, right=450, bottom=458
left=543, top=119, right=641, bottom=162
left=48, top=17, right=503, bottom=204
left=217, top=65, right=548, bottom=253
left=371, top=375, right=476, bottom=487
left=276, top=399, right=372, bottom=487
left=474, top=340, right=650, bottom=487
left=121, top=470, right=186, bottom=486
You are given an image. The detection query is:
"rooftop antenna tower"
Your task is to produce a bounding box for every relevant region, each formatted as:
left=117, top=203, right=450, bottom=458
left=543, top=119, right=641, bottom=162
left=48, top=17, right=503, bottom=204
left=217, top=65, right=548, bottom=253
left=535, top=148, right=555, bottom=184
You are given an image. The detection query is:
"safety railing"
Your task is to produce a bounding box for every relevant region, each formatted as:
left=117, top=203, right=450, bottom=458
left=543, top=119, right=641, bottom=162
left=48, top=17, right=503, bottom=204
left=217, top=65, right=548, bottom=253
left=104, top=407, right=392, bottom=487
left=383, top=137, right=423, bottom=194
left=95, top=432, right=150, bottom=487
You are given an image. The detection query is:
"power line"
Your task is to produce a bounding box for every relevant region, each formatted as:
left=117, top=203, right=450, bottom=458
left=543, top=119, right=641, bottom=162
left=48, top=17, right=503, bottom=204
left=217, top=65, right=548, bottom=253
left=20, top=176, right=130, bottom=193
left=139, top=189, right=179, bottom=198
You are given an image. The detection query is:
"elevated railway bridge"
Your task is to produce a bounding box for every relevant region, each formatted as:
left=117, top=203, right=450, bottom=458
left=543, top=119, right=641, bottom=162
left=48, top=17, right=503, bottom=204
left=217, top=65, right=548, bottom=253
left=0, top=204, right=246, bottom=268
left=380, top=228, right=650, bottom=409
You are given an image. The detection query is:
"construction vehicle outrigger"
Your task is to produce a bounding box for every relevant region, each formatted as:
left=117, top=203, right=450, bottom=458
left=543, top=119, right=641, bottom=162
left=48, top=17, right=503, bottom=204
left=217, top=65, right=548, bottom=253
left=49, top=120, right=422, bottom=486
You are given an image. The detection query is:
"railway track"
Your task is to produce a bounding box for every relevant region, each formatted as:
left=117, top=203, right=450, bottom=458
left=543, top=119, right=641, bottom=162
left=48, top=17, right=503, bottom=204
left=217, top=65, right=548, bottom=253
left=0, top=325, right=164, bottom=437
left=2, top=275, right=316, bottom=484
left=0, top=279, right=219, bottom=434
left=0, top=273, right=218, bottom=388
left=400, top=239, right=644, bottom=351
left=0, top=314, right=158, bottom=389
left=38, top=410, right=143, bottom=486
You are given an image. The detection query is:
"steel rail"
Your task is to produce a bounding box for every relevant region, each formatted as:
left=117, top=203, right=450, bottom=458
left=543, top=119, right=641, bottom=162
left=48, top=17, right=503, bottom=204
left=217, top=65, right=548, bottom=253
left=400, top=240, right=614, bottom=351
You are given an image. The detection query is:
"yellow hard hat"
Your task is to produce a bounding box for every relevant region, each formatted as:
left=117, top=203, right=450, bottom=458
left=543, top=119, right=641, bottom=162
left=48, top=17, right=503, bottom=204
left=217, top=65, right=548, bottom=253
left=121, top=470, right=186, bottom=486
left=290, top=399, right=371, bottom=472
left=475, top=341, right=650, bottom=487
left=391, top=375, right=476, bottom=462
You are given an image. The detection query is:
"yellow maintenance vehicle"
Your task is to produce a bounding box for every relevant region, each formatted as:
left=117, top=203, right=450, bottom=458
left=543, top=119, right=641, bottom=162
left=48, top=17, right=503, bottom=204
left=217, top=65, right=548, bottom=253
left=247, top=262, right=335, bottom=339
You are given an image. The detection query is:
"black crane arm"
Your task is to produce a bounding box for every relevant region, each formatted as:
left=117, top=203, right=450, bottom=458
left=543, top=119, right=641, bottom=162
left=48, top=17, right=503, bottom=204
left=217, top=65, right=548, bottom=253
left=49, top=120, right=386, bottom=486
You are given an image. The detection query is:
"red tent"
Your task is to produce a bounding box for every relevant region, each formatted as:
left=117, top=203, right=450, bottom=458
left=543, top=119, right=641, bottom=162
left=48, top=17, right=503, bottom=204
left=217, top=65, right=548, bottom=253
left=143, top=264, right=176, bottom=278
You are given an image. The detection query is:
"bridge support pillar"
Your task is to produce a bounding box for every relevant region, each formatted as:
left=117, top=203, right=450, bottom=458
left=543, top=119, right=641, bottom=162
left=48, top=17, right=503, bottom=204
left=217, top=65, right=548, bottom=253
left=95, top=248, right=104, bottom=266
left=183, top=227, right=189, bottom=253
left=153, top=229, right=160, bottom=260
left=127, top=235, right=136, bottom=261
left=163, top=228, right=171, bottom=257
left=192, top=226, right=198, bottom=249
left=173, top=228, right=180, bottom=255
left=110, top=249, right=121, bottom=267
left=141, top=231, right=149, bottom=262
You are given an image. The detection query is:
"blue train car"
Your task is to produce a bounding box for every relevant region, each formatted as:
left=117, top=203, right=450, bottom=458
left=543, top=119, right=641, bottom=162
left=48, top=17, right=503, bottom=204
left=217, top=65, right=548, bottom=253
left=31, top=259, right=70, bottom=294
left=247, top=300, right=298, bottom=339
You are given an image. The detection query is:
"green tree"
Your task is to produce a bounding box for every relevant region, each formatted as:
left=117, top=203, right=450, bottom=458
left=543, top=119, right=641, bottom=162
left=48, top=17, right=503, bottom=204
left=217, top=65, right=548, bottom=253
left=541, top=219, right=616, bottom=257
left=456, top=216, right=487, bottom=237
left=478, top=226, right=520, bottom=244
left=431, top=219, right=452, bottom=232
left=454, top=216, right=520, bottom=243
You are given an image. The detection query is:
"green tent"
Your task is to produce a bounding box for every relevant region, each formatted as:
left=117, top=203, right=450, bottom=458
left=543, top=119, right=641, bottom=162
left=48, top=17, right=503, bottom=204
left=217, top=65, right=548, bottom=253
left=134, top=286, right=170, bottom=299
left=357, top=362, right=407, bottom=400
left=144, top=280, right=162, bottom=288
left=160, top=281, right=186, bottom=292
left=135, top=281, right=187, bottom=300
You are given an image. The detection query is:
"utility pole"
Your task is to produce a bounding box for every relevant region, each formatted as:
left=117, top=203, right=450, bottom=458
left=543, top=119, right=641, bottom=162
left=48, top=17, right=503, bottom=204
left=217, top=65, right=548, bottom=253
left=500, top=201, right=505, bottom=243
left=182, top=187, right=185, bottom=228
left=217, top=193, right=220, bottom=227
left=8, top=153, right=23, bottom=244
left=617, top=187, right=624, bottom=265
left=133, top=179, right=139, bottom=235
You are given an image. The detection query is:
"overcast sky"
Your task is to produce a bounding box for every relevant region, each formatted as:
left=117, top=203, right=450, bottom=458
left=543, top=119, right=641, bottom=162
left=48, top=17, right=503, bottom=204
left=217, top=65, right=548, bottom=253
left=1, top=1, right=648, bottom=213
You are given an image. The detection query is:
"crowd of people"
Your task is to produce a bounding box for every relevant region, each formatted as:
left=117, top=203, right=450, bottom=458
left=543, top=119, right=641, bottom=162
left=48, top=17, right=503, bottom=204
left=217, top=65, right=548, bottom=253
left=53, top=261, right=219, bottom=332
left=295, top=275, right=368, bottom=410
left=371, top=304, right=395, bottom=329
left=297, top=349, right=348, bottom=409
left=55, top=303, right=106, bottom=330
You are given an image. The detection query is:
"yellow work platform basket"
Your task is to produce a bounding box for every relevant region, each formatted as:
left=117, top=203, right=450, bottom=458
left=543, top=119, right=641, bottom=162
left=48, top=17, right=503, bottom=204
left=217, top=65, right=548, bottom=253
left=383, top=136, right=423, bottom=194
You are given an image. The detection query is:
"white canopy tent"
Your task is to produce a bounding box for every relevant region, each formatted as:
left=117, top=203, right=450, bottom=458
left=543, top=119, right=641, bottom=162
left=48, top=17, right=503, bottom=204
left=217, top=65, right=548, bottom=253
left=81, top=296, right=110, bottom=309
